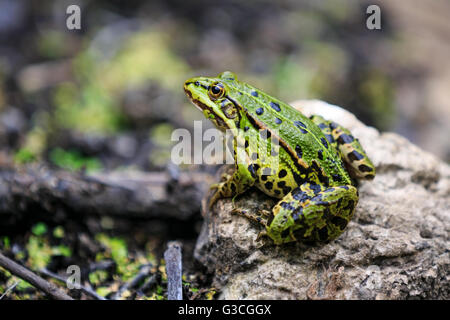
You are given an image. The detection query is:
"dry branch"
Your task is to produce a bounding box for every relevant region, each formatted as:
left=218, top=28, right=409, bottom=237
left=0, top=164, right=212, bottom=224
left=0, top=252, right=73, bottom=300
left=39, top=267, right=106, bottom=300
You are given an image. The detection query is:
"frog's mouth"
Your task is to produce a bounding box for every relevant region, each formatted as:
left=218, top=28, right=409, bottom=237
left=184, top=85, right=209, bottom=112
left=184, top=81, right=228, bottom=129
left=183, top=78, right=215, bottom=114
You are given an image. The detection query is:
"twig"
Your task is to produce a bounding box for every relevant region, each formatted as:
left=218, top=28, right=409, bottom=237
left=39, top=267, right=106, bottom=300
left=164, top=241, right=183, bottom=300
left=112, top=264, right=152, bottom=300
left=87, top=260, right=115, bottom=273
left=0, top=281, right=19, bottom=299
left=0, top=252, right=73, bottom=300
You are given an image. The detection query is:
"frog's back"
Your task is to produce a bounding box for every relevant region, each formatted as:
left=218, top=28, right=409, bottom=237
left=221, top=75, right=352, bottom=187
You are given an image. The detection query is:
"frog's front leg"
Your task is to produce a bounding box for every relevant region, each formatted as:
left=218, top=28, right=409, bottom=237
left=209, top=163, right=256, bottom=208
left=266, top=184, right=358, bottom=244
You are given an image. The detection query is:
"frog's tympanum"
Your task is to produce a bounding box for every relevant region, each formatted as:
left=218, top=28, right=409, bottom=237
left=184, top=71, right=376, bottom=244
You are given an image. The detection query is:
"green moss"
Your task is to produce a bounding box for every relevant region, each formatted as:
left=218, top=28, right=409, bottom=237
left=89, top=270, right=109, bottom=285
left=97, top=30, right=189, bottom=92
left=149, top=292, right=165, bottom=300
left=53, top=226, right=65, bottom=238
left=15, top=280, right=33, bottom=291
left=96, top=286, right=113, bottom=297
left=95, top=234, right=130, bottom=278
left=1, top=237, right=10, bottom=250
left=53, top=81, right=124, bottom=134
left=14, top=148, right=37, bottom=164
left=26, top=236, right=53, bottom=270
left=0, top=266, right=11, bottom=278
left=49, top=148, right=102, bottom=172
left=156, top=285, right=164, bottom=296
left=51, top=28, right=190, bottom=135
left=26, top=232, right=71, bottom=270
left=95, top=235, right=158, bottom=285
left=55, top=245, right=71, bottom=257
left=0, top=272, right=33, bottom=296
left=32, top=223, right=48, bottom=236
left=14, top=118, right=49, bottom=164
left=15, top=250, right=25, bottom=261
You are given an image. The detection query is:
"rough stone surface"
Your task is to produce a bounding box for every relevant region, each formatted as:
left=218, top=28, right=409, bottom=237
left=194, top=100, right=450, bottom=300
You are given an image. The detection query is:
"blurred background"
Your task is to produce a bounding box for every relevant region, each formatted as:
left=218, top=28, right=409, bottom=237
left=0, top=0, right=449, bottom=173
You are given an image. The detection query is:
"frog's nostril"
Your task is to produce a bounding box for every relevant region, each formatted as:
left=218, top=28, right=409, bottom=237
left=183, top=80, right=202, bottom=89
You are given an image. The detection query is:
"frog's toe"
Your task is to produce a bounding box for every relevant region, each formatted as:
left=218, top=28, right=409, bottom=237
left=230, top=207, right=240, bottom=215
left=208, top=190, right=222, bottom=209
left=210, top=183, right=220, bottom=190
left=219, top=172, right=233, bottom=182
left=231, top=208, right=271, bottom=228
left=256, top=230, right=268, bottom=242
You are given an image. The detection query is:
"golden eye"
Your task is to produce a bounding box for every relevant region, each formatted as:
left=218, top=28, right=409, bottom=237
left=208, top=83, right=225, bottom=100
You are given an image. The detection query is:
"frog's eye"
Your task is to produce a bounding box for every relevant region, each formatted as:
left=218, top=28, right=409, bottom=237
left=221, top=103, right=237, bottom=119
left=208, top=83, right=225, bottom=100
left=218, top=71, right=237, bottom=81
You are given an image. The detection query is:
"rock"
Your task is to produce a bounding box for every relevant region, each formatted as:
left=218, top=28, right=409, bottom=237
left=194, top=100, right=450, bottom=300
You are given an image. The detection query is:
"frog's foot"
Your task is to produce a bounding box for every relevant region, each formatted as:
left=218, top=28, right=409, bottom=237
left=208, top=180, right=246, bottom=209
left=210, top=171, right=233, bottom=191
left=209, top=173, right=238, bottom=208
left=209, top=164, right=256, bottom=209
left=230, top=207, right=272, bottom=227
left=231, top=207, right=272, bottom=241
left=267, top=184, right=359, bottom=243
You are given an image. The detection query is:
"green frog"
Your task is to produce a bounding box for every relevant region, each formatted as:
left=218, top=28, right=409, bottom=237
left=184, top=71, right=375, bottom=244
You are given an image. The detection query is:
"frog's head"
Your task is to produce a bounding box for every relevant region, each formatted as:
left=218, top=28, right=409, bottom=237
left=184, top=71, right=241, bottom=131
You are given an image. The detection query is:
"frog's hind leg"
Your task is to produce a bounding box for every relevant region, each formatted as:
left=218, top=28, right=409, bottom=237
left=267, top=184, right=358, bottom=244
left=309, top=115, right=338, bottom=150
left=309, top=115, right=376, bottom=180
